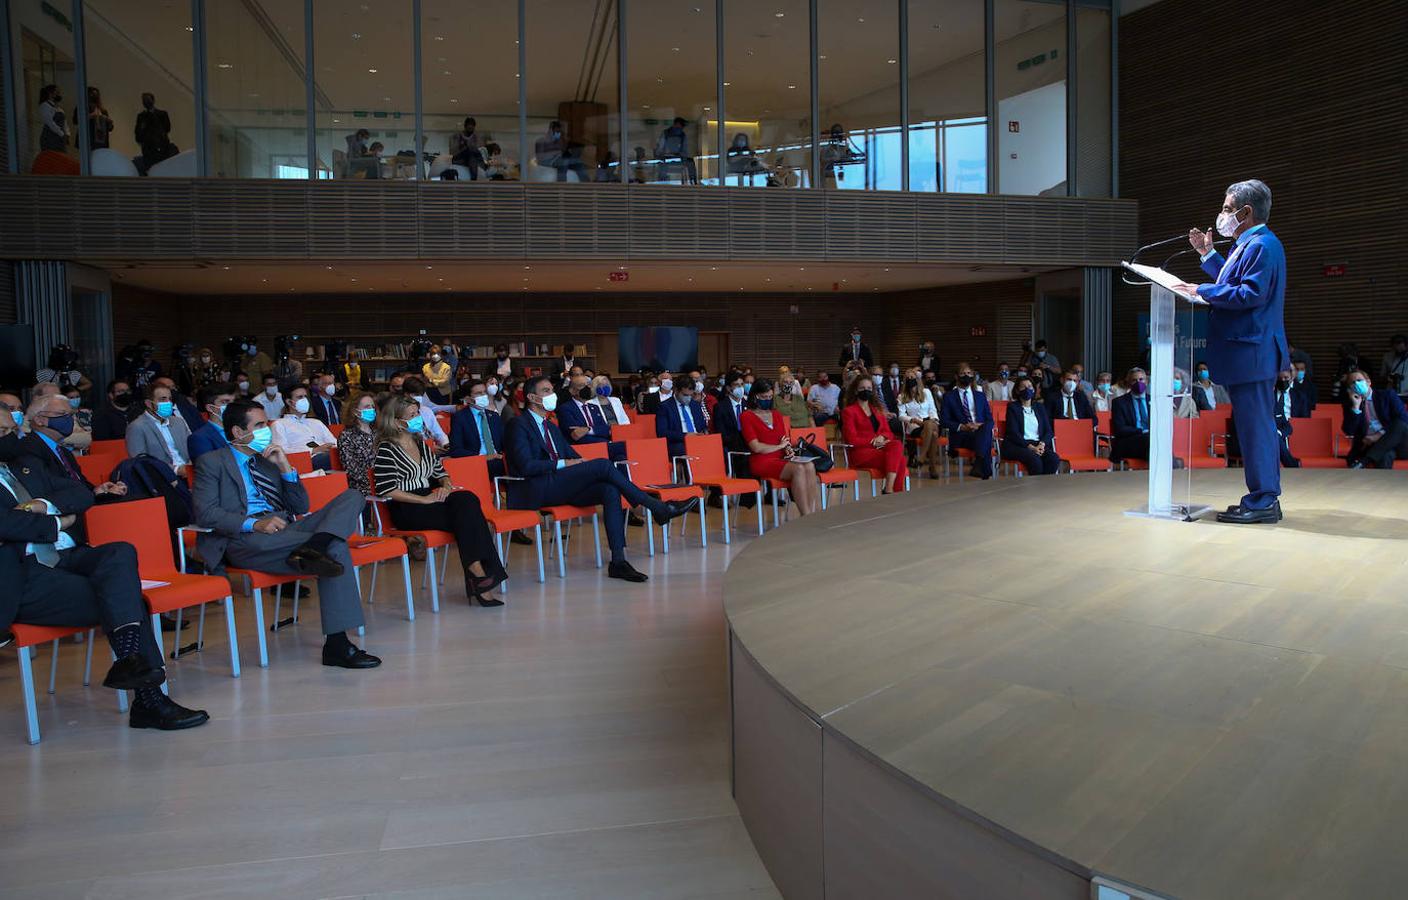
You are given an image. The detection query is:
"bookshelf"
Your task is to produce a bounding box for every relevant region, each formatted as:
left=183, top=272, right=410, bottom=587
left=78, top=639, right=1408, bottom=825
left=291, top=334, right=602, bottom=385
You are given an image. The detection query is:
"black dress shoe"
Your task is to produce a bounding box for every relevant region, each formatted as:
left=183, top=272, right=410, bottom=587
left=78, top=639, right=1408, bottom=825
left=287, top=546, right=346, bottom=578
left=1216, top=503, right=1280, bottom=525
left=655, top=497, right=701, bottom=524
left=510, top=530, right=534, bottom=546
left=160, top=614, right=191, bottom=632
left=321, top=643, right=382, bottom=669
left=0, top=630, right=13, bottom=649
left=628, top=512, right=646, bottom=527
left=608, top=560, right=649, bottom=582
left=130, top=695, right=210, bottom=731
left=102, top=653, right=166, bottom=691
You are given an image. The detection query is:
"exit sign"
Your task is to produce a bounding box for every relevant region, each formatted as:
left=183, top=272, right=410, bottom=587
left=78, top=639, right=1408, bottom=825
left=1322, top=264, right=1347, bottom=277
left=970, top=326, right=987, bottom=337
left=608, top=271, right=629, bottom=282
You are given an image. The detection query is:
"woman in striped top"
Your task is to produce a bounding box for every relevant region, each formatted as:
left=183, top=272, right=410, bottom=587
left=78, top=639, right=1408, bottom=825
left=373, top=395, right=507, bottom=606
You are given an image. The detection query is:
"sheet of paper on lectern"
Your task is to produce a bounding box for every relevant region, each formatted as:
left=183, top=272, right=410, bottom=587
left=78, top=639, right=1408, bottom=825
left=1123, top=262, right=1208, bottom=304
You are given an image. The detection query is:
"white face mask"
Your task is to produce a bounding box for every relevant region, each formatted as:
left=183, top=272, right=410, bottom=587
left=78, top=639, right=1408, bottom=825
left=265, top=386, right=277, bottom=397
left=541, top=393, right=559, bottom=413
left=1063, top=380, right=1077, bottom=393
left=323, top=383, right=336, bottom=395
left=1216, top=207, right=1244, bottom=238
left=694, top=380, right=704, bottom=392
left=292, top=397, right=310, bottom=414
left=487, top=383, right=499, bottom=396
left=473, top=394, right=490, bottom=409
left=238, top=381, right=250, bottom=392
left=660, top=379, right=673, bottom=391
left=889, top=367, right=899, bottom=376
left=431, top=355, right=441, bottom=362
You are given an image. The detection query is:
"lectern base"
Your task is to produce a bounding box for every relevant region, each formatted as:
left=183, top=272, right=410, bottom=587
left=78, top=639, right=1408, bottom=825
left=1124, top=503, right=1213, bottom=523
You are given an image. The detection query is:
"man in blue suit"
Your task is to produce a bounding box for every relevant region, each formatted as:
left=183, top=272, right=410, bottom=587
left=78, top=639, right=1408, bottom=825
left=449, top=382, right=507, bottom=473
left=1176, top=179, right=1288, bottom=524
left=555, top=372, right=625, bottom=461
left=938, top=362, right=994, bottom=479
left=503, top=376, right=698, bottom=583
left=656, top=379, right=708, bottom=463
left=187, top=382, right=235, bottom=461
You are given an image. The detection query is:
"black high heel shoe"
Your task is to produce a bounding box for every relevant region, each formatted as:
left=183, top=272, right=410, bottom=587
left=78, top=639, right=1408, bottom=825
left=467, top=583, right=505, bottom=607
left=467, top=571, right=506, bottom=607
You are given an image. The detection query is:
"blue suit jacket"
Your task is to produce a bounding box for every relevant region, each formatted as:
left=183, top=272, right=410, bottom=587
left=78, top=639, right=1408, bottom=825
left=503, top=413, right=581, bottom=509
left=1003, top=402, right=1055, bottom=446
left=656, top=396, right=707, bottom=454
left=712, top=396, right=749, bottom=451
left=1197, top=226, right=1289, bottom=385
left=449, top=406, right=505, bottom=457
left=555, top=397, right=611, bottom=444
left=1044, top=389, right=1094, bottom=421
left=1110, top=392, right=1151, bottom=438
left=939, top=388, right=993, bottom=434
left=1341, top=389, right=1407, bottom=441
left=187, top=421, right=229, bottom=460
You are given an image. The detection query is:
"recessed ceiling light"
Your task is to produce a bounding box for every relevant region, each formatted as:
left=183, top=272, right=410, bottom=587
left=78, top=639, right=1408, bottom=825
left=887, top=58, right=897, bottom=64
left=858, top=16, right=865, bottom=22
left=819, top=55, right=827, bottom=60
left=442, top=70, right=451, bottom=75
left=434, top=35, right=445, bottom=41
left=332, top=119, right=340, bottom=123
left=450, top=99, right=458, bottom=103
left=184, top=25, right=193, bottom=32
left=523, top=265, right=531, bottom=270
left=774, top=11, right=784, bottom=17
left=326, top=265, right=333, bottom=270
left=367, top=68, right=378, bottom=73
left=723, top=81, right=731, bottom=87
left=350, top=278, right=358, bottom=282
left=216, top=63, right=233, bottom=69
left=352, top=32, right=362, bottom=39
left=261, top=278, right=267, bottom=282
left=222, top=266, right=230, bottom=270
left=787, top=84, right=796, bottom=90
left=425, top=265, right=433, bottom=269
left=382, top=96, right=391, bottom=101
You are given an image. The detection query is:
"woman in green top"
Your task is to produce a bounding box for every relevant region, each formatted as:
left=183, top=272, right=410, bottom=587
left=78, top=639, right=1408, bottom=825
left=774, top=367, right=813, bottom=429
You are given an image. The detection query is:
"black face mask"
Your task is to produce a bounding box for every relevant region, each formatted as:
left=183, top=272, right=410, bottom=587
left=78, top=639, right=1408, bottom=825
left=957, top=374, right=973, bottom=386
left=1277, top=378, right=1292, bottom=391
left=577, top=386, right=593, bottom=401
left=112, top=392, right=132, bottom=408
left=904, top=377, right=918, bottom=389
left=856, top=389, right=874, bottom=402
left=1019, top=388, right=1036, bottom=402
left=0, top=431, right=20, bottom=461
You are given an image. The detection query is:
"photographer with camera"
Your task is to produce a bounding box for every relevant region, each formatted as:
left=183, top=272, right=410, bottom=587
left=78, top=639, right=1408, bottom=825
left=36, top=345, right=91, bottom=398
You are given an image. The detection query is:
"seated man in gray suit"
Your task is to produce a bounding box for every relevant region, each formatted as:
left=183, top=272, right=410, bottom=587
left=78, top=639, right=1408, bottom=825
left=125, top=382, right=192, bottom=476
left=193, top=399, right=380, bottom=669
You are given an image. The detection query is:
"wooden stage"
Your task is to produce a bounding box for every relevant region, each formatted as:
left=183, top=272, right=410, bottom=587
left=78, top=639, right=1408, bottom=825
left=724, top=469, right=1408, bottom=900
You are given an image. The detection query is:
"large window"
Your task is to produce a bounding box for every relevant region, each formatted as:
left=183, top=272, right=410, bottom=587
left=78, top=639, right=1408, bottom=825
left=82, top=0, right=195, bottom=176
left=723, top=0, right=810, bottom=188
left=525, top=0, right=618, bottom=183
left=908, top=0, right=987, bottom=193
left=625, top=0, right=716, bottom=187
left=313, top=0, right=415, bottom=181
left=994, top=0, right=1067, bottom=196
left=9, top=0, right=81, bottom=173
left=421, top=0, right=520, bottom=182
left=1075, top=5, right=1111, bottom=197
left=819, top=0, right=901, bottom=191
left=206, top=2, right=306, bottom=179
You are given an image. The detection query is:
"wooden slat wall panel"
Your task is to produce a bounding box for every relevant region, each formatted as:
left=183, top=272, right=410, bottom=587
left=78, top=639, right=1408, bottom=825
left=306, top=183, right=419, bottom=258
left=0, top=260, right=15, bottom=325
left=726, top=190, right=828, bottom=261
left=881, top=280, right=1036, bottom=375
left=915, top=196, right=1006, bottom=263
left=627, top=189, right=730, bottom=259
left=1118, top=0, right=1407, bottom=392
left=193, top=181, right=310, bottom=257
left=418, top=183, right=526, bottom=258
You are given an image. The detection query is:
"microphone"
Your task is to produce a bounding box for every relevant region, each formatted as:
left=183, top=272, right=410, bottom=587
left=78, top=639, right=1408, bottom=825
left=1129, top=233, right=1193, bottom=264
left=1161, top=239, right=1232, bottom=271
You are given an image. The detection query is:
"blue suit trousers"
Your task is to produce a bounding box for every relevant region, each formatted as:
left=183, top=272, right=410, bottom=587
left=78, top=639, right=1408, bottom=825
left=1227, top=380, right=1281, bottom=509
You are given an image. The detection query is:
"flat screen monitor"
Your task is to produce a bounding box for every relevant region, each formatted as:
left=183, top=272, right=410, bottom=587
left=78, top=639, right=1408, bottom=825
left=618, top=326, right=698, bottom=374
left=0, top=325, right=35, bottom=389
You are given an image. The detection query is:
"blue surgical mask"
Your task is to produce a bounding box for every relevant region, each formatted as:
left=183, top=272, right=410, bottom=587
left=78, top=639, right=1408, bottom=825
left=596, top=384, right=612, bottom=398
left=246, top=425, right=273, bottom=454
left=156, top=400, right=174, bottom=418
left=47, top=414, right=75, bottom=437
left=405, top=415, right=425, bottom=433
left=8, top=410, right=21, bottom=426
left=755, top=398, right=773, bottom=410
left=1098, top=383, right=1111, bottom=393
left=730, top=386, right=745, bottom=400
left=1295, top=370, right=1305, bottom=382
left=1197, top=369, right=1209, bottom=380
left=1353, top=379, right=1370, bottom=396
left=67, top=397, right=81, bottom=409
left=1172, top=379, right=1183, bottom=392
left=359, top=407, right=377, bottom=423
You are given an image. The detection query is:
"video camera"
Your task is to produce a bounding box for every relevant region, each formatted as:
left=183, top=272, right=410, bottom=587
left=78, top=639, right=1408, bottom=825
left=46, top=343, right=79, bottom=371
left=223, top=335, right=260, bottom=364
left=274, top=334, right=300, bottom=364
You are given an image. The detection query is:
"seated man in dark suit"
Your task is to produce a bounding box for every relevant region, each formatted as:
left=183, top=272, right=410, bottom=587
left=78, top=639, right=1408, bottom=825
left=1274, top=369, right=1300, bottom=467
left=1290, top=362, right=1317, bottom=417
left=656, top=378, right=708, bottom=463
left=1342, top=369, right=1408, bottom=469
left=449, top=381, right=532, bottom=546
left=1045, top=370, right=1096, bottom=421
left=90, top=378, right=136, bottom=441
left=710, top=372, right=755, bottom=506
left=556, top=371, right=625, bottom=461
left=20, top=393, right=130, bottom=507
left=194, top=400, right=379, bottom=669
left=309, top=373, right=343, bottom=427
left=1110, top=368, right=1152, bottom=465
left=188, top=382, right=236, bottom=461
left=0, top=447, right=208, bottom=731
left=503, top=376, right=698, bottom=584
left=939, top=362, right=995, bottom=479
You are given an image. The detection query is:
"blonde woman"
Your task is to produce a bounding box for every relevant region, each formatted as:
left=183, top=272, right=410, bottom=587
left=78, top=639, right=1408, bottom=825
left=898, top=368, right=942, bottom=477
left=421, top=345, right=454, bottom=404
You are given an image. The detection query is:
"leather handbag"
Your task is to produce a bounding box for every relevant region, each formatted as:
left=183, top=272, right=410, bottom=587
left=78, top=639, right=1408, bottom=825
left=793, top=432, right=835, bottom=473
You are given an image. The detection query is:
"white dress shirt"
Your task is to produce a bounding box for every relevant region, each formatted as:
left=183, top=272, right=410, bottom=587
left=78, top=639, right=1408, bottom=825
left=957, top=387, right=976, bottom=422
left=898, top=389, right=938, bottom=424
left=271, top=414, right=336, bottom=452
left=1021, top=406, right=1040, bottom=441
left=0, top=468, right=74, bottom=554
left=257, top=390, right=285, bottom=420
left=413, top=394, right=452, bottom=446
left=146, top=411, right=184, bottom=469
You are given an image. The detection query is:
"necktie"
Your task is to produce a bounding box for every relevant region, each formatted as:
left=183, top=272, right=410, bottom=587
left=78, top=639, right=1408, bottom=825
left=960, top=391, right=972, bottom=423
left=248, top=459, right=289, bottom=513
left=57, top=444, right=86, bottom=483
left=542, top=422, right=559, bottom=461
left=477, top=410, right=496, bottom=455
left=1135, top=397, right=1147, bottom=431
left=327, top=398, right=339, bottom=424
left=0, top=465, right=60, bottom=567
left=1065, top=396, right=1074, bottom=418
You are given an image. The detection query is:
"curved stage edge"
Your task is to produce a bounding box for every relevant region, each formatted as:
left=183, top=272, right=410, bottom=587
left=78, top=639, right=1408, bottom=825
left=723, top=469, right=1408, bottom=900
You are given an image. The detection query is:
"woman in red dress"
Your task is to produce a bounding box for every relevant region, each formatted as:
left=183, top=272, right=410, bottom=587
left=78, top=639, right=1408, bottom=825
left=741, top=378, right=820, bottom=516
left=841, top=374, right=908, bottom=493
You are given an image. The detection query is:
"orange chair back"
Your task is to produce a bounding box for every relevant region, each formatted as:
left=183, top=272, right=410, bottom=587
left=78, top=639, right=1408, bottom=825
left=88, top=439, right=128, bottom=458
left=1310, top=405, right=1338, bottom=421
left=1096, top=409, right=1113, bottom=434
left=611, top=421, right=646, bottom=441
left=1288, top=416, right=1333, bottom=458
left=1053, top=418, right=1096, bottom=457
left=302, top=470, right=351, bottom=512
left=287, top=451, right=314, bottom=474
left=990, top=400, right=1009, bottom=426
left=1189, top=415, right=1228, bottom=457
left=576, top=442, right=609, bottom=461
left=442, top=455, right=494, bottom=512
left=83, top=496, right=178, bottom=578
left=328, top=423, right=346, bottom=437
left=634, top=414, right=655, bottom=436
left=684, top=433, right=728, bottom=479
left=77, top=453, right=120, bottom=485
left=624, top=438, right=674, bottom=487
left=435, top=412, right=452, bottom=435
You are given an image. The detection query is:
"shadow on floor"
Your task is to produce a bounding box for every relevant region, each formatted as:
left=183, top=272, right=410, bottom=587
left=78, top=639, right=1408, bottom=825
left=1270, top=509, right=1408, bottom=541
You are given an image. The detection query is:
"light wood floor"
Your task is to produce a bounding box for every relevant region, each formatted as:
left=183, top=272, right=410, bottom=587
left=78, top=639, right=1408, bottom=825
left=0, top=510, right=783, bottom=898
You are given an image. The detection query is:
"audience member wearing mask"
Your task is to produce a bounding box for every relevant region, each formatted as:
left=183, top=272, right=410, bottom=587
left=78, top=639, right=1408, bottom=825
left=152, top=376, right=204, bottom=433
left=1172, top=368, right=1200, bottom=419
left=1046, top=370, right=1096, bottom=421
left=374, top=395, right=507, bottom=607
left=338, top=394, right=379, bottom=498
left=838, top=326, right=874, bottom=369
left=1024, top=339, right=1062, bottom=393
left=125, top=383, right=192, bottom=477
left=939, top=363, right=996, bottom=480
left=1290, top=362, right=1317, bottom=416
left=1090, top=373, right=1118, bottom=413
left=1381, top=334, right=1408, bottom=396
left=843, top=375, right=909, bottom=494
left=308, top=373, right=342, bottom=427
left=1342, top=370, right=1408, bottom=469
left=636, top=372, right=666, bottom=415
left=557, top=371, right=625, bottom=461
left=774, top=367, right=812, bottom=429
left=742, top=379, right=821, bottom=514
left=918, top=341, right=939, bottom=375
left=1002, top=377, right=1062, bottom=476
left=1190, top=362, right=1230, bottom=411
left=256, top=375, right=285, bottom=421
left=188, top=382, right=237, bottom=461
left=1273, top=369, right=1300, bottom=468
left=710, top=372, right=756, bottom=507
left=806, top=371, right=840, bottom=425
left=879, top=363, right=904, bottom=413
left=1110, top=368, right=1152, bottom=466
left=490, top=344, right=515, bottom=380
left=91, top=379, right=136, bottom=441
left=0, top=393, right=25, bottom=449
left=20, top=393, right=129, bottom=502
left=402, top=377, right=453, bottom=450
left=986, top=365, right=1015, bottom=402
left=421, top=346, right=454, bottom=404
left=657, top=377, right=709, bottom=466
left=1070, top=364, right=1093, bottom=396
left=271, top=385, right=337, bottom=470
left=589, top=375, right=633, bottom=428
left=897, top=369, right=942, bottom=479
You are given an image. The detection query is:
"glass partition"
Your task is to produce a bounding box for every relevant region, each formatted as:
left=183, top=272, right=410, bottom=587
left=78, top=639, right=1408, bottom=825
left=994, top=0, right=1067, bottom=196
left=9, top=0, right=81, bottom=173
left=82, top=0, right=195, bottom=176
left=421, top=0, right=521, bottom=182
left=526, top=0, right=618, bottom=183
left=818, top=0, right=901, bottom=191
left=722, top=0, right=811, bottom=188
left=1075, top=5, right=1111, bottom=197
left=313, top=0, right=416, bottom=181
left=626, top=0, right=716, bottom=186
left=205, top=2, right=307, bottom=179
left=908, top=0, right=987, bottom=193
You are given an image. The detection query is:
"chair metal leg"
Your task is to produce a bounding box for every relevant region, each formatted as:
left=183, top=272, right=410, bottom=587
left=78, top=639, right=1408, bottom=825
left=18, top=646, right=40, bottom=744
left=771, top=490, right=780, bottom=529
left=196, top=603, right=207, bottom=647
left=721, top=495, right=731, bottom=544
left=47, top=639, right=59, bottom=695
left=272, top=585, right=282, bottom=629
left=368, top=561, right=380, bottom=604
left=250, top=586, right=269, bottom=668
left=661, top=509, right=670, bottom=553
left=494, top=533, right=508, bottom=593
left=425, top=546, right=441, bottom=613
left=223, top=596, right=241, bottom=677
left=400, top=555, right=415, bottom=620
left=591, top=514, right=602, bottom=568
left=533, top=524, right=545, bottom=582
left=697, top=501, right=707, bottom=547
left=149, top=613, right=170, bottom=696
left=554, top=520, right=567, bottom=578
left=82, top=629, right=95, bottom=685
left=646, top=510, right=655, bottom=556
left=756, top=491, right=764, bottom=535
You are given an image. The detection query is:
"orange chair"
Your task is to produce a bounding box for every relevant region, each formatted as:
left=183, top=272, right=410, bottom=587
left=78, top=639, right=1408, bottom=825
left=368, top=468, right=454, bottom=613
left=1309, top=405, right=1338, bottom=422
left=1094, top=409, right=1115, bottom=457
left=287, top=451, right=314, bottom=474
left=990, top=400, right=1009, bottom=429
left=1053, top=419, right=1112, bottom=473
left=623, top=438, right=706, bottom=553
left=1173, top=418, right=1227, bottom=469
left=683, top=433, right=762, bottom=542
left=435, top=412, right=452, bottom=437
left=1288, top=416, right=1341, bottom=468
left=87, top=439, right=129, bottom=458
left=610, top=421, right=648, bottom=441
left=30, top=150, right=80, bottom=175
left=634, top=414, right=655, bottom=437
left=328, top=423, right=346, bottom=437
left=532, top=442, right=605, bottom=576
left=791, top=428, right=860, bottom=509
left=303, top=473, right=418, bottom=620
left=85, top=497, right=242, bottom=677
left=441, top=455, right=545, bottom=584
left=76, top=453, right=121, bottom=485
left=11, top=623, right=127, bottom=744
